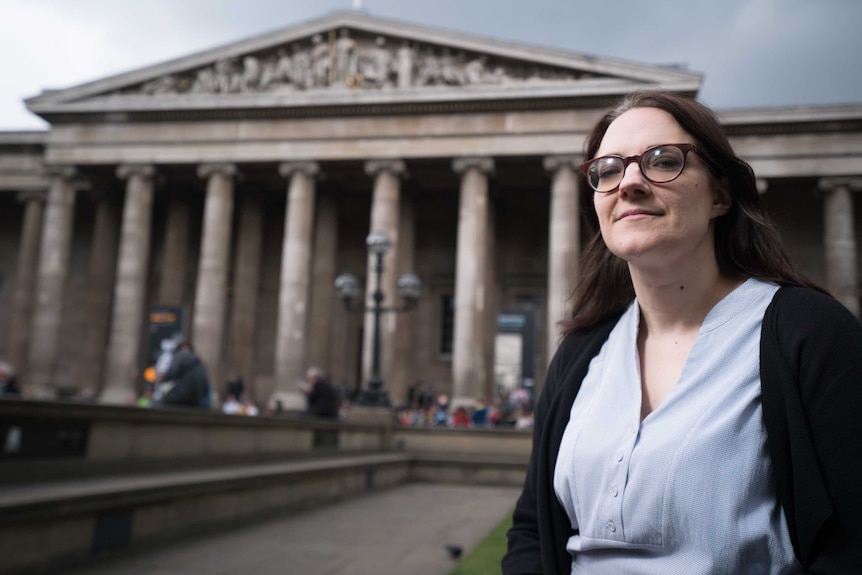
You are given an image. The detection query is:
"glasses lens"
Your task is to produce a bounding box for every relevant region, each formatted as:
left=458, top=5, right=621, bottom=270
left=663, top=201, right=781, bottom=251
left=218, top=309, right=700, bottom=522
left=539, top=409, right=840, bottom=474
left=588, top=157, right=625, bottom=193
left=642, top=146, right=686, bottom=183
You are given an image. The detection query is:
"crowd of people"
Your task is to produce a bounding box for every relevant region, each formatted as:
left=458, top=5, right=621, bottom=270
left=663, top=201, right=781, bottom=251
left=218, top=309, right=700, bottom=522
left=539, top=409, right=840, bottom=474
left=395, top=384, right=534, bottom=430
left=4, top=345, right=537, bottom=430
left=140, top=346, right=341, bottom=420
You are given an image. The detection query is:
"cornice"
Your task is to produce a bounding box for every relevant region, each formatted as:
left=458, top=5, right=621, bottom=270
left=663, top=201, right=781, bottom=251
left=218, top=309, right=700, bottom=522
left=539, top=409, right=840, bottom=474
left=31, top=88, right=699, bottom=126
left=0, top=130, right=47, bottom=152
left=719, top=104, right=862, bottom=136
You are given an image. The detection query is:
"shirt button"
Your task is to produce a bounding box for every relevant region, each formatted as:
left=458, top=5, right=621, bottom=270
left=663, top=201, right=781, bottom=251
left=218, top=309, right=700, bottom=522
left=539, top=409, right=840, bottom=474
left=611, top=485, right=619, bottom=497
left=615, top=452, right=624, bottom=462
left=606, top=521, right=616, bottom=533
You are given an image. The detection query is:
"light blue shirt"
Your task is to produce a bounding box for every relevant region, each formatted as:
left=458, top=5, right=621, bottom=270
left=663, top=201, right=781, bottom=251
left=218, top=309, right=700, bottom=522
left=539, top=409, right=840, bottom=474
left=553, top=279, right=800, bottom=574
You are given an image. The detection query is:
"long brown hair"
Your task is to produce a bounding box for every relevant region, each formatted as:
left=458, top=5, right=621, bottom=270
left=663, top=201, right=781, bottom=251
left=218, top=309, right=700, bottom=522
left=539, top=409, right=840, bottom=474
left=562, top=90, right=825, bottom=334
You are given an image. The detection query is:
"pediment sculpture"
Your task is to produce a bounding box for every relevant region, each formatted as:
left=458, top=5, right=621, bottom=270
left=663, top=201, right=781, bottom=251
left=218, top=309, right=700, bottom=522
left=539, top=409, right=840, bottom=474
left=114, top=29, right=593, bottom=97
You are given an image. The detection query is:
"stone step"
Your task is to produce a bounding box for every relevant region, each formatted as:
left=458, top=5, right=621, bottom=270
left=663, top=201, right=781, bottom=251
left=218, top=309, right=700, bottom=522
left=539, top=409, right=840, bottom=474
left=0, top=452, right=410, bottom=575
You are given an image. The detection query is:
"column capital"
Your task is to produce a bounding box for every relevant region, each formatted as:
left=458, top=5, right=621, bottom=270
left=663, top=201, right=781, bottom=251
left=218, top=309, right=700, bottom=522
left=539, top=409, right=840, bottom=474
left=278, top=161, right=320, bottom=179
left=43, top=166, right=90, bottom=192
left=364, top=159, right=406, bottom=178
left=116, top=164, right=156, bottom=180
left=17, top=189, right=48, bottom=204
left=42, top=165, right=78, bottom=180
left=452, top=156, right=494, bottom=176
left=818, top=177, right=862, bottom=193
left=543, top=154, right=582, bottom=174
left=197, top=162, right=238, bottom=180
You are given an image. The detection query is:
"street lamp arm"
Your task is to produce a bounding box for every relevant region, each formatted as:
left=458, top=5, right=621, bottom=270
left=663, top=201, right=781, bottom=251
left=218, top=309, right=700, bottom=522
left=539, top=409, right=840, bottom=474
left=332, top=232, right=422, bottom=407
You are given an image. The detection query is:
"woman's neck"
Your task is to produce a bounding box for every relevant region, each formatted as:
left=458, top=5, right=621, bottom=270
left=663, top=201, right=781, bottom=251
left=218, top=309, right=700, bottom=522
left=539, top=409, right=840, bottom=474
left=630, top=258, right=743, bottom=336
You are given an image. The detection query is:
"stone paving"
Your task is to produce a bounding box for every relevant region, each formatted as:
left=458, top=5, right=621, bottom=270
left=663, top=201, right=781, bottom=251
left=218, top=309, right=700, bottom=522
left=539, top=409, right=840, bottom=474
left=66, top=483, right=521, bottom=575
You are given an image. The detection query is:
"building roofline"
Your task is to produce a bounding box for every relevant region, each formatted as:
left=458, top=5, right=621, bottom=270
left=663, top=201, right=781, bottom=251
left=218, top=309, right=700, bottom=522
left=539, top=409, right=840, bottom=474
left=25, top=10, right=701, bottom=112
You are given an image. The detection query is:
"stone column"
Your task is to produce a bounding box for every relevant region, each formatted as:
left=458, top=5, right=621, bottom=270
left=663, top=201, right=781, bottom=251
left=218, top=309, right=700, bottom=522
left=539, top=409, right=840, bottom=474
left=77, top=192, right=121, bottom=397
left=192, top=163, right=237, bottom=393
left=820, top=177, right=861, bottom=316
left=227, top=195, right=264, bottom=394
left=391, top=192, right=416, bottom=405
left=483, top=195, right=498, bottom=401
left=157, top=194, right=191, bottom=305
left=274, top=161, right=319, bottom=392
left=451, top=157, right=494, bottom=407
left=8, top=190, right=46, bottom=382
left=27, top=166, right=80, bottom=398
left=362, top=159, right=405, bottom=395
left=544, top=155, right=581, bottom=366
left=307, top=192, right=339, bottom=372
left=101, top=165, right=156, bottom=404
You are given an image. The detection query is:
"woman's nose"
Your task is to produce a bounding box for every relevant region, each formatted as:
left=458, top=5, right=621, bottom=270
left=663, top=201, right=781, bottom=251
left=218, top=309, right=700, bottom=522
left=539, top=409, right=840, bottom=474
left=617, top=162, right=648, bottom=196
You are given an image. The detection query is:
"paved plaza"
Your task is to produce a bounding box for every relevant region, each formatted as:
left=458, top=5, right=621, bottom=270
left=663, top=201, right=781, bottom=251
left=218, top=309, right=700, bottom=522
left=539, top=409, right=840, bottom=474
left=66, top=483, right=521, bottom=575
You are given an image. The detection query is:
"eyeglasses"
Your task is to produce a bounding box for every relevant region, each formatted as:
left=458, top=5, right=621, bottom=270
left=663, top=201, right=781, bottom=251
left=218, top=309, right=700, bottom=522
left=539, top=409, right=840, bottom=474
left=580, top=143, right=710, bottom=194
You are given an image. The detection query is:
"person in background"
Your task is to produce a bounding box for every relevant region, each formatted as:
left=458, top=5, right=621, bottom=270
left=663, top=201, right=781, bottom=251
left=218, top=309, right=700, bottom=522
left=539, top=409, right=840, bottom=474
left=514, top=406, right=534, bottom=430
left=503, top=90, right=862, bottom=574
left=0, top=361, right=20, bottom=396
left=157, top=341, right=212, bottom=408
left=451, top=405, right=471, bottom=427
left=225, top=372, right=244, bottom=402
left=298, top=366, right=339, bottom=419
left=222, top=392, right=242, bottom=414
left=136, top=383, right=154, bottom=407
left=471, top=398, right=489, bottom=427
left=432, top=394, right=450, bottom=426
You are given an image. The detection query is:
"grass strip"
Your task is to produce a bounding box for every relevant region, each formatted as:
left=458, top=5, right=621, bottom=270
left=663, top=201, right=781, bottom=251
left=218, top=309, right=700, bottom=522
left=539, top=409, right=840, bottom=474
left=448, top=509, right=513, bottom=575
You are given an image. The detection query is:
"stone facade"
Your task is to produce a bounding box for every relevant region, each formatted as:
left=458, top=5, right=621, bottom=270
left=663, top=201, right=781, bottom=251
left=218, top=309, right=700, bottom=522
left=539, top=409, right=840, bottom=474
left=0, top=11, right=860, bottom=407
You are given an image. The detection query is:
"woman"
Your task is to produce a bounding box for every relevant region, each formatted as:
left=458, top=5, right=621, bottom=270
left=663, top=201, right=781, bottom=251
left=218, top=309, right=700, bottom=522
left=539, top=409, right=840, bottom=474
left=502, top=91, right=862, bottom=574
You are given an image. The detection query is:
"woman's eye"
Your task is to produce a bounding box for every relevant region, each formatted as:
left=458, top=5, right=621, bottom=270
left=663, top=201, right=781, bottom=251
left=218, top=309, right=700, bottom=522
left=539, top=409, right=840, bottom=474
left=648, top=151, right=682, bottom=170
left=597, top=161, right=622, bottom=179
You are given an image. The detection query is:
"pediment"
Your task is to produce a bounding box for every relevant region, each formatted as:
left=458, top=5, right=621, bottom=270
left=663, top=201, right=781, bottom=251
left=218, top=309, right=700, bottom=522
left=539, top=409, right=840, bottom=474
left=26, top=11, right=701, bottom=117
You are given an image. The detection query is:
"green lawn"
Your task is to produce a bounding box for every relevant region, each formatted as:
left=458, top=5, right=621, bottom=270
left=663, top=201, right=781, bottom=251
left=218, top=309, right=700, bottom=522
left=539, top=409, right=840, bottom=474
left=448, top=509, right=512, bottom=575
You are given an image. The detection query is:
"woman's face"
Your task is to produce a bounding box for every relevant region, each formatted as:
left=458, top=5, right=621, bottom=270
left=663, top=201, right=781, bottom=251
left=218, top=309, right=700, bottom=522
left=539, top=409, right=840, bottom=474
left=592, top=107, right=729, bottom=270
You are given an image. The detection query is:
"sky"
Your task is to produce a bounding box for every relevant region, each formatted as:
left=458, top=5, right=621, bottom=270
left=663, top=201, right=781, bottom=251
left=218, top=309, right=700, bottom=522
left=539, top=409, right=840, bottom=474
left=2, top=0, right=861, bottom=130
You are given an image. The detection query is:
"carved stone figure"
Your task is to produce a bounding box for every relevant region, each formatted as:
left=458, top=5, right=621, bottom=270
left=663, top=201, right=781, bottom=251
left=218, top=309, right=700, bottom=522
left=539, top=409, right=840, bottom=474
left=464, top=56, right=486, bottom=85
left=213, top=59, right=235, bottom=93
left=397, top=41, right=414, bottom=88
left=361, top=36, right=393, bottom=88
left=335, top=29, right=357, bottom=82
left=416, top=49, right=442, bottom=86
left=192, top=68, right=216, bottom=94
left=311, top=34, right=330, bottom=87
left=271, top=48, right=292, bottom=86
left=240, top=56, right=261, bottom=92
left=292, top=44, right=313, bottom=90
left=439, top=49, right=465, bottom=86
left=258, top=54, right=279, bottom=90
left=141, top=75, right=177, bottom=95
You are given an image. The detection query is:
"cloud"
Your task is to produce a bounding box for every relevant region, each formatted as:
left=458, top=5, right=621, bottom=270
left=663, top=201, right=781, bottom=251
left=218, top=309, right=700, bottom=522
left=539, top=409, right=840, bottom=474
left=0, top=0, right=860, bottom=128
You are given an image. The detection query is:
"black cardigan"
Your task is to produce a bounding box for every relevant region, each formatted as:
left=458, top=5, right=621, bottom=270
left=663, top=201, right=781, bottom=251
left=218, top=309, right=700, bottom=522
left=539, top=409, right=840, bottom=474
left=502, top=287, right=862, bottom=574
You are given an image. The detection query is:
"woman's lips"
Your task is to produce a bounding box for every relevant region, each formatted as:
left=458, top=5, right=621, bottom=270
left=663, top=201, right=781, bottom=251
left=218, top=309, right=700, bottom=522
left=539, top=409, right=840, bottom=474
left=616, top=209, right=659, bottom=221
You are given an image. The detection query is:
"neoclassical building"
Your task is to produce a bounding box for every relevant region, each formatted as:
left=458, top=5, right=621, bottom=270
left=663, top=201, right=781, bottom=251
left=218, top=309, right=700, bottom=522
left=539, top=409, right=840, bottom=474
left=0, top=11, right=860, bottom=407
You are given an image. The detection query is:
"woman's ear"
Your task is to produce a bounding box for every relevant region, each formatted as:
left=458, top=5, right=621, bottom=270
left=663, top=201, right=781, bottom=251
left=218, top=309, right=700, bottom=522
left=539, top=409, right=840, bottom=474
left=711, top=179, right=732, bottom=217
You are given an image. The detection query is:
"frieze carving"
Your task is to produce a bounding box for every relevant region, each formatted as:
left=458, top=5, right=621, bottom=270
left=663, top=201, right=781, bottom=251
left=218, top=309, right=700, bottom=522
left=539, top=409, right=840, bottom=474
left=115, top=28, right=588, bottom=97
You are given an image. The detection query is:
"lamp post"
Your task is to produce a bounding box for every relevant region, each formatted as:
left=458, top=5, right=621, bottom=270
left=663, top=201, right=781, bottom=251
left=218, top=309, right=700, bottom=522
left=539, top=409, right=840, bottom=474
left=334, top=230, right=422, bottom=406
